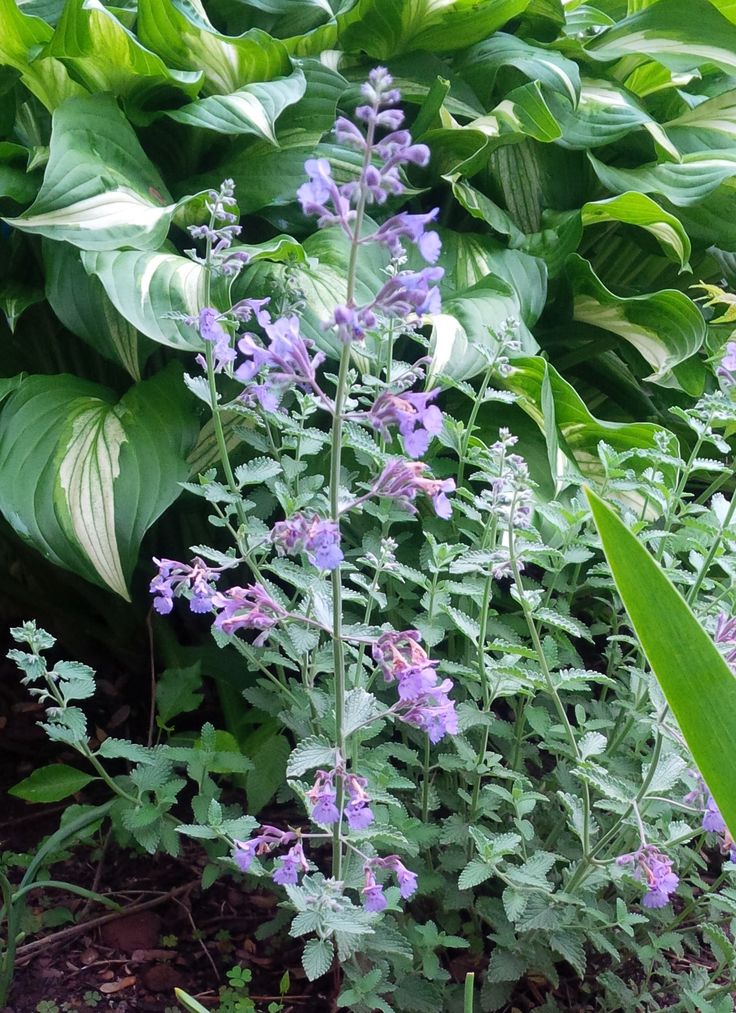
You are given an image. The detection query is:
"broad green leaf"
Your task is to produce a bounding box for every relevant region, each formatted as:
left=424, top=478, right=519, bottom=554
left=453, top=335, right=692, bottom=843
left=458, top=32, right=580, bottom=106
left=167, top=68, right=306, bottom=140
left=589, top=150, right=736, bottom=206
left=580, top=192, right=691, bottom=268
left=302, top=937, right=334, bottom=981
left=338, top=0, right=534, bottom=58
left=137, top=0, right=290, bottom=94
left=0, top=142, right=42, bottom=204
left=0, top=366, right=198, bottom=597
left=586, top=487, right=736, bottom=836
left=474, top=81, right=562, bottom=145
left=3, top=94, right=185, bottom=250
left=586, top=0, right=736, bottom=76
left=567, top=254, right=705, bottom=388
left=503, top=355, right=671, bottom=484
left=548, top=80, right=678, bottom=156
left=0, top=0, right=85, bottom=109
left=246, top=733, right=290, bottom=814
left=156, top=663, right=203, bottom=726
left=448, top=177, right=524, bottom=243
left=665, top=88, right=736, bottom=151
left=45, top=0, right=202, bottom=114
left=44, top=240, right=149, bottom=379
left=81, top=249, right=207, bottom=351
left=9, top=763, right=96, bottom=802
left=0, top=283, right=44, bottom=333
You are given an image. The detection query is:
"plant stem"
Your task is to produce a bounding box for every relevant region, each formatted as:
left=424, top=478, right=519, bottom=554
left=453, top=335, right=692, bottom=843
left=457, top=365, right=493, bottom=489
left=0, top=871, right=17, bottom=1007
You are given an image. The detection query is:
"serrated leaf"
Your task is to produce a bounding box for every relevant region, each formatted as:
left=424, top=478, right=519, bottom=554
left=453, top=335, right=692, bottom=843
left=579, top=731, right=607, bottom=759
left=344, top=688, right=384, bottom=736
left=534, top=605, right=593, bottom=642
left=286, top=736, right=335, bottom=778
left=443, top=606, right=481, bottom=644
left=302, top=937, right=334, bottom=981
left=235, top=457, right=283, bottom=486
left=458, top=859, right=496, bottom=890
left=502, top=886, right=528, bottom=922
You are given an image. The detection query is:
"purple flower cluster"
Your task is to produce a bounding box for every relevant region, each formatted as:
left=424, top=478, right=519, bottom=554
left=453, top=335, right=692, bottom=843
left=617, top=844, right=679, bottom=908
left=298, top=67, right=443, bottom=347
left=236, top=313, right=327, bottom=411
left=373, top=630, right=457, bottom=743
left=150, top=557, right=221, bottom=615
left=271, top=514, right=343, bottom=571
left=371, top=458, right=456, bottom=519
left=211, top=584, right=286, bottom=645
left=233, top=825, right=308, bottom=886
left=685, top=775, right=736, bottom=862
left=186, top=178, right=250, bottom=278
left=362, top=855, right=418, bottom=912
left=714, top=613, right=736, bottom=669
left=368, top=388, right=443, bottom=458
left=305, top=768, right=374, bottom=830
left=717, top=341, right=736, bottom=388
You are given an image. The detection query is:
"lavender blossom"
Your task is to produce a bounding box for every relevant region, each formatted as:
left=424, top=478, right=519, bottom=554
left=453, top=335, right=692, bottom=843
left=372, top=630, right=457, bottom=742
left=235, top=314, right=326, bottom=403
left=368, top=389, right=443, bottom=458
left=617, top=845, right=679, bottom=908
left=150, top=557, right=221, bottom=615
left=717, top=341, right=736, bottom=387
left=714, top=613, right=736, bottom=669
left=371, top=458, right=456, bottom=518
left=271, top=514, right=343, bottom=571
left=212, top=584, right=286, bottom=644
left=370, top=210, right=441, bottom=263
left=361, top=854, right=418, bottom=911
left=233, top=825, right=295, bottom=872
left=185, top=179, right=249, bottom=278
left=344, top=774, right=375, bottom=830
left=362, top=869, right=387, bottom=912
left=306, top=770, right=340, bottom=825
left=372, top=267, right=444, bottom=319
left=196, top=307, right=236, bottom=373
left=272, top=841, right=309, bottom=885
left=685, top=775, right=736, bottom=861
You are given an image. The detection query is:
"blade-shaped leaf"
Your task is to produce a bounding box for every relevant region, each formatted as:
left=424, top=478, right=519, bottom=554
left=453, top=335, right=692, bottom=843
left=585, top=487, right=736, bottom=836
left=3, top=94, right=186, bottom=250
left=458, top=32, right=580, bottom=106
left=0, top=366, right=198, bottom=597
left=580, top=192, right=691, bottom=269
left=167, top=68, right=306, bottom=140
left=589, top=150, right=736, bottom=206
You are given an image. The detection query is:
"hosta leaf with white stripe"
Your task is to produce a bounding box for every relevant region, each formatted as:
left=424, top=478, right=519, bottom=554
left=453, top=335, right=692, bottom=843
left=137, top=0, right=290, bottom=94
left=0, top=366, right=198, bottom=598
left=589, top=150, right=736, bottom=206
left=580, top=192, right=691, bottom=269
left=168, top=68, right=306, bottom=140
left=3, top=94, right=186, bottom=250
left=567, top=255, right=705, bottom=389
left=457, top=32, right=580, bottom=106
left=0, top=0, right=84, bottom=110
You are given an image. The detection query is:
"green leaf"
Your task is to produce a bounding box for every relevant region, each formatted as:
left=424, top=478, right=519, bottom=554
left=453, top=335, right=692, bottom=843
left=81, top=249, right=207, bottom=351
left=0, top=366, right=197, bottom=597
left=9, top=763, right=95, bottom=802
left=246, top=733, right=290, bottom=814
left=137, top=0, right=289, bottom=94
left=458, top=859, right=495, bottom=890
left=286, top=736, right=335, bottom=778
left=156, top=664, right=203, bottom=726
left=167, top=68, right=306, bottom=140
left=43, top=240, right=148, bottom=380
left=45, top=0, right=202, bottom=115
left=174, top=990, right=210, bottom=1013
left=580, top=192, right=691, bottom=269
left=0, top=283, right=44, bottom=333
left=3, top=94, right=185, bottom=250
left=588, top=150, right=736, bottom=207
left=567, top=255, right=705, bottom=388
left=586, top=0, right=736, bottom=76
left=0, top=0, right=85, bottom=109
left=0, top=142, right=42, bottom=204
left=458, top=32, right=580, bottom=106
left=586, top=487, right=736, bottom=836
left=302, top=937, right=334, bottom=981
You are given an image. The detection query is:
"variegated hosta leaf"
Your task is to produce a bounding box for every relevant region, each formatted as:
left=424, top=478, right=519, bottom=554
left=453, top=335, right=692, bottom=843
left=665, top=88, right=736, bottom=151
left=136, top=0, right=290, bottom=94
left=457, top=31, right=580, bottom=107
left=503, top=355, right=674, bottom=487
left=3, top=94, right=192, bottom=250
left=588, top=150, right=736, bottom=206
left=167, top=67, right=306, bottom=140
left=0, top=0, right=85, bottom=109
left=586, top=0, right=736, bottom=76
left=0, top=367, right=198, bottom=598
left=567, top=255, right=705, bottom=390
left=81, top=249, right=209, bottom=351
left=44, top=240, right=150, bottom=380
left=580, top=192, right=691, bottom=268
left=45, top=0, right=202, bottom=114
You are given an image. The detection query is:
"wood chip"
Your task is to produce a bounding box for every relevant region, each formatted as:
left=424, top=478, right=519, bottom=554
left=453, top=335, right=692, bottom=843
left=100, top=975, right=137, bottom=994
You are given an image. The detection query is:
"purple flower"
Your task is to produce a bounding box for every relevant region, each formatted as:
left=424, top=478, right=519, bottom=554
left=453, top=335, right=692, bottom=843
left=150, top=557, right=221, bottom=615
left=362, top=854, right=418, bottom=910
left=617, top=845, right=679, bottom=908
left=370, top=210, right=441, bottom=263
left=272, top=841, right=308, bottom=885
left=714, top=613, right=736, bottom=668
left=371, top=459, right=456, bottom=518
left=372, top=630, right=457, bottom=742
left=330, top=303, right=377, bottom=344
left=185, top=180, right=249, bottom=278
left=703, top=793, right=727, bottom=834
left=271, top=514, right=343, bottom=571
left=363, top=882, right=387, bottom=912
left=197, top=307, right=236, bottom=372
left=297, top=157, right=355, bottom=233
left=344, top=774, right=374, bottom=830
left=233, top=825, right=295, bottom=872
left=211, top=584, right=286, bottom=644
left=368, top=389, right=443, bottom=458
left=686, top=774, right=736, bottom=861
left=235, top=315, right=326, bottom=399
left=717, top=341, right=736, bottom=387
left=306, top=770, right=340, bottom=825
left=373, top=267, right=444, bottom=319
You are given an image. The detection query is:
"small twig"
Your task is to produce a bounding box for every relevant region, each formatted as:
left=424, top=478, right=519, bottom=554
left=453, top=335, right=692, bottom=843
left=146, top=607, right=157, bottom=748
left=171, top=892, right=220, bottom=984
left=13, top=881, right=198, bottom=961
left=79, top=827, right=112, bottom=919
